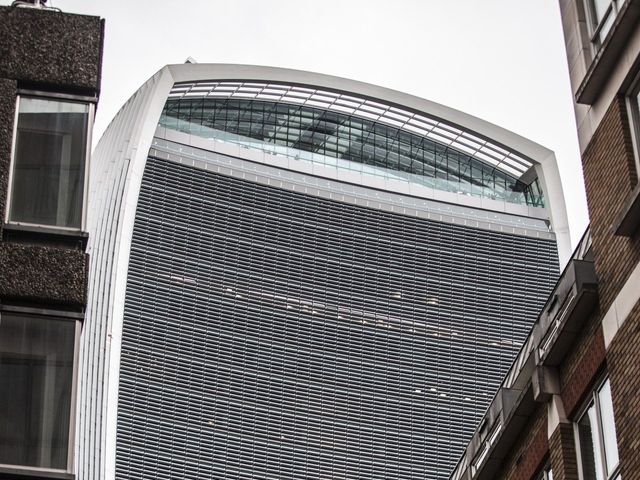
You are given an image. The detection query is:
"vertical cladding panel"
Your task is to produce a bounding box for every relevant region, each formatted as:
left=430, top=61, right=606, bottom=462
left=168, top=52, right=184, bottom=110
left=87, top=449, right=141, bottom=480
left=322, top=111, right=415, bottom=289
left=80, top=68, right=169, bottom=480
left=115, top=157, right=559, bottom=480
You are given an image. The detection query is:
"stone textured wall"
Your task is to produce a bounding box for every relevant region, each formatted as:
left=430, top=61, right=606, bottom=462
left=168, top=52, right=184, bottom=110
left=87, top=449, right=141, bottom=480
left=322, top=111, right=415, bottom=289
left=0, top=243, right=87, bottom=307
left=0, top=78, right=16, bottom=238
left=0, top=6, right=104, bottom=93
left=0, top=5, right=103, bottom=310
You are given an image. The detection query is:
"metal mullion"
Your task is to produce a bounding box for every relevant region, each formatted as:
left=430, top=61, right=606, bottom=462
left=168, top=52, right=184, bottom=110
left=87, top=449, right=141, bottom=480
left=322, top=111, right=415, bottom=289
left=589, top=1, right=613, bottom=42
left=592, top=390, right=610, bottom=480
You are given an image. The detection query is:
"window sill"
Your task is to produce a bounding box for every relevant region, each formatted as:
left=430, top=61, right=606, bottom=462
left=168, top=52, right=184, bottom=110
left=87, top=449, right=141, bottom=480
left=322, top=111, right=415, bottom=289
left=614, top=183, right=640, bottom=236
left=0, top=465, right=74, bottom=480
left=2, top=223, right=88, bottom=250
left=576, top=0, right=640, bottom=105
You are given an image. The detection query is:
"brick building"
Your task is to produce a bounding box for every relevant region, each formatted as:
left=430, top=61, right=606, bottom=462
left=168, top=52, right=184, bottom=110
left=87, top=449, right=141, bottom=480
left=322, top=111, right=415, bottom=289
left=0, top=2, right=103, bottom=479
left=450, top=1, right=640, bottom=480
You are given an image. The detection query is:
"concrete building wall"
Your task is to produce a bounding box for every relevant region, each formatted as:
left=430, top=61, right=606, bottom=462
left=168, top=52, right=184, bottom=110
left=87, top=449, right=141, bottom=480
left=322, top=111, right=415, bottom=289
left=0, top=5, right=104, bottom=309
left=0, top=6, right=103, bottom=93
left=0, top=5, right=103, bottom=480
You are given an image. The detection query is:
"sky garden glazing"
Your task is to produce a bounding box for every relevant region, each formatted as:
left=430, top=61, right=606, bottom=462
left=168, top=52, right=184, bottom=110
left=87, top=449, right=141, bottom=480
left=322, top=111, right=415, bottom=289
left=160, top=81, right=545, bottom=207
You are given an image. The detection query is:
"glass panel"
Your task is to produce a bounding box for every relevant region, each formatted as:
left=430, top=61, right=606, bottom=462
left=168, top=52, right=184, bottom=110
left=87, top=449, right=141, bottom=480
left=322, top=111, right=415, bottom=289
left=10, top=97, right=89, bottom=229
left=598, top=379, right=619, bottom=475
left=0, top=313, right=76, bottom=469
left=578, top=403, right=604, bottom=480
left=597, top=10, right=615, bottom=44
left=159, top=97, right=545, bottom=207
left=591, top=0, right=611, bottom=23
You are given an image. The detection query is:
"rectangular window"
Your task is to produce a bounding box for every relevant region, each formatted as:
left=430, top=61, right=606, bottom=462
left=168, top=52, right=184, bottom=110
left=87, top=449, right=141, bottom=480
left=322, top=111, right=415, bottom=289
left=575, top=378, right=620, bottom=480
left=627, top=75, right=640, bottom=181
left=585, top=0, right=620, bottom=49
left=538, top=466, right=554, bottom=480
left=0, top=311, right=79, bottom=472
left=8, top=96, right=92, bottom=230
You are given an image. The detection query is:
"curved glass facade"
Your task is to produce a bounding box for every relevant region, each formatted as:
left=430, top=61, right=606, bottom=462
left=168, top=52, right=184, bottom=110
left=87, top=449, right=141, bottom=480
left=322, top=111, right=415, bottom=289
left=160, top=97, right=545, bottom=207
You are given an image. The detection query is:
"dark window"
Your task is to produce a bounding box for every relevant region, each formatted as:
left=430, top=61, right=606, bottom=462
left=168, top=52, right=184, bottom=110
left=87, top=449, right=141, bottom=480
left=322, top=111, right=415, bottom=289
left=9, top=97, right=90, bottom=229
left=0, top=312, right=77, bottom=470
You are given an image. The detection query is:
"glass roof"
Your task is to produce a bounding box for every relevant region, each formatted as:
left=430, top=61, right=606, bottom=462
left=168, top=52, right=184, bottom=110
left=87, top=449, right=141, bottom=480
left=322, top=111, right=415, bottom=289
left=168, top=81, right=536, bottom=177
left=160, top=81, right=544, bottom=207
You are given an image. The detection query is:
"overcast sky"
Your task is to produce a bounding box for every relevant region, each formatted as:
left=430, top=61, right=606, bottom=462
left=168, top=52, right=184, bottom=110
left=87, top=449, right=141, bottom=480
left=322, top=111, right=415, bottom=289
left=11, top=0, right=589, bottom=245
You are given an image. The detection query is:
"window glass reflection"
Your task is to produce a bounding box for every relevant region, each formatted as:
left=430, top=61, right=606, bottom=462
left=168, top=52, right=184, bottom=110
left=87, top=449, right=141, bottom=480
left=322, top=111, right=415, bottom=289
left=591, top=0, right=611, bottom=23
left=598, top=380, right=619, bottom=475
left=160, top=98, right=545, bottom=207
left=0, top=313, right=76, bottom=469
left=577, top=378, right=620, bottom=480
left=10, top=97, right=89, bottom=229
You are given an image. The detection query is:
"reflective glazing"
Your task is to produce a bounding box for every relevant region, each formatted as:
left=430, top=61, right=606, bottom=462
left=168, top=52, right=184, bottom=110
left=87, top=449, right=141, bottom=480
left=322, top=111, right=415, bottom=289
left=160, top=97, right=544, bottom=207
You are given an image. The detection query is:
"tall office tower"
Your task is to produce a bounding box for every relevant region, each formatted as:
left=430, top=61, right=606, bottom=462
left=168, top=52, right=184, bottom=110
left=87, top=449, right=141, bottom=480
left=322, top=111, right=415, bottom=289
left=81, top=64, right=569, bottom=480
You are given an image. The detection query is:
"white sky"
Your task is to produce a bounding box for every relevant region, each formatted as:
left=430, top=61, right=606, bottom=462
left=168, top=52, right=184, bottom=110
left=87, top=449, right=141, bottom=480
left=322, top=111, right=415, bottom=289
left=12, top=0, right=589, bottom=245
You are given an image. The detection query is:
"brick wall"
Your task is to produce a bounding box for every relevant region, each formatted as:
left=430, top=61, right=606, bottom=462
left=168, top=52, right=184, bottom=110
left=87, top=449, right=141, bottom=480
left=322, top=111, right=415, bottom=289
left=498, top=406, right=548, bottom=480
left=581, top=90, right=640, bottom=480
left=561, top=326, right=606, bottom=417
left=549, top=422, right=579, bottom=480
left=607, top=299, right=640, bottom=480
left=486, top=91, right=640, bottom=480
left=582, top=96, right=640, bottom=312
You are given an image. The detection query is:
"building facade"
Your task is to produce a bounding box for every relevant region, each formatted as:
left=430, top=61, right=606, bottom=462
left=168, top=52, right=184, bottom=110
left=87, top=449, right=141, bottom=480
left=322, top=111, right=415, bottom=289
left=0, top=2, right=103, bottom=480
left=449, top=1, right=640, bottom=480
left=82, top=64, right=570, bottom=480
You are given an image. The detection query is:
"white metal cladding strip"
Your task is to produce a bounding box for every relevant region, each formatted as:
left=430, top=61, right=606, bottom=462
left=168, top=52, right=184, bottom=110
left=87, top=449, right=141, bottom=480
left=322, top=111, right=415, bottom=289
left=79, top=67, right=176, bottom=480
left=168, top=81, right=534, bottom=178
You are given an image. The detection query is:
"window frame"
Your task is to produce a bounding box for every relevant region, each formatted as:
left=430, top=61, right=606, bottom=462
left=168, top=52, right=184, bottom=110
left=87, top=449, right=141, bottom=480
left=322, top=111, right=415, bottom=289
left=537, top=464, right=554, bottom=480
left=0, top=305, right=82, bottom=476
left=574, top=376, right=621, bottom=480
left=584, top=0, right=621, bottom=51
left=626, top=72, right=640, bottom=182
left=5, top=90, right=95, bottom=233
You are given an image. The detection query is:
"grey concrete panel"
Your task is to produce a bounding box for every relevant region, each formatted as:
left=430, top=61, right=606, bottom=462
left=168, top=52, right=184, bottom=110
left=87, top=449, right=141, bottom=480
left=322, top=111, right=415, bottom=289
left=0, top=242, right=87, bottom=307
left=0, top=78, right=17, bottom=235
left=0, top=6, right=103, bottom=93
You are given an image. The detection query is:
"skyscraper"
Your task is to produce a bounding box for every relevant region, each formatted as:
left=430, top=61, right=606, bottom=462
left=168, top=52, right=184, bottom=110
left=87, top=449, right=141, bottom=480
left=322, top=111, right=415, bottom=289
left=81, top=64, right=569, bottom=480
